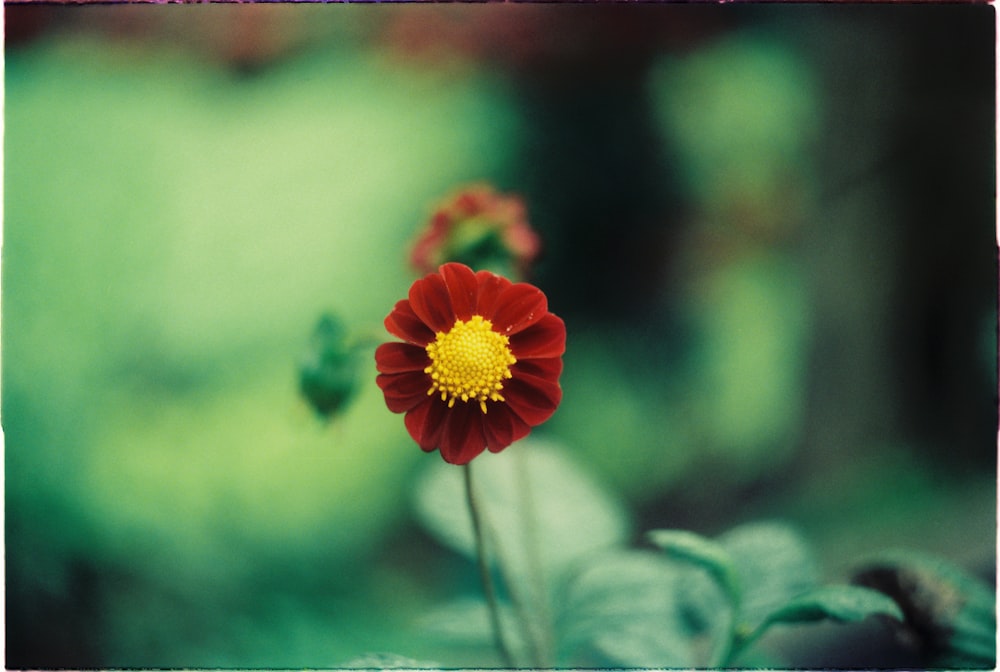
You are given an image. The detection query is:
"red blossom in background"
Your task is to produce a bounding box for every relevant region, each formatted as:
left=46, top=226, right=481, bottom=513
left=375, top=262, right=565, bottom=465
left=410, top=184, right=541, bottom=279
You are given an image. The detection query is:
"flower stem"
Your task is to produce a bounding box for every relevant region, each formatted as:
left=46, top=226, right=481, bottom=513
left=513, top=445, right=552, bottom=666
left=710, top=593, right=742, bottom=667
left=464, top=463, right=515, bottom=668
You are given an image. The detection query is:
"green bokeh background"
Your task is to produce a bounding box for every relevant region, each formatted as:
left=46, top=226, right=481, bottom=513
left=4, top=4, right=995, bottom=668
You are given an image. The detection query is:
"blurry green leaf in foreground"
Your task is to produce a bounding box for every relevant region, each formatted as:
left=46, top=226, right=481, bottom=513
left=299, top=312, right=361, bottom=420
left=726, top=584, right=904, bottom=667
left=729, top=583, right=905, bottom=661
left=413, top=438, right=630, bottom=579
left=412, top=439, right=629, bottom=666
left=416, top=597, right=528, bottom=667
left=556, top=550, right=695, bottom=668
left=853, top=551, right=996, bottom=669
left=718, top=521, right=820, bottom=633
left=647, top=528, right=741, bottom=607
left=339, top=652, right=441, bottom=669
left=760, top=584, right=904, bottom=626
left=649, top=521, right=819, bottom=666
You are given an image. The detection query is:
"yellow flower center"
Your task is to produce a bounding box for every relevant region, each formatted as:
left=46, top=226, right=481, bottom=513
left=424, top=315, right=517, bottom=413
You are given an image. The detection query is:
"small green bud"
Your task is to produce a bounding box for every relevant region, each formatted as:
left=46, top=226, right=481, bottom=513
left=298, top=312, right=360, bottom=420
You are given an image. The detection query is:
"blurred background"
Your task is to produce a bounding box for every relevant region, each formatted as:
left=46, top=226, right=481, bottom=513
left=4, top=3, right=995, bottom=668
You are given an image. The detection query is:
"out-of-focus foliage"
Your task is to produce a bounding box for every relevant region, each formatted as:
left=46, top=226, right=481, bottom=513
left=413, top=448, right=902, bottom=669
left=414, top=440, right=630, bottom=582
left=650, top=32, right=819, bottom=236
left=557, top=550, right=697, bottom=667
left=649, top=522, right=904, bottom=667
left=854, top=551, right=997, bottom=668
left=4, top=4, right=994, bottom=669
left=413, top=439, right=630, bottom=667
left=5, top=20, right=522, bottom=667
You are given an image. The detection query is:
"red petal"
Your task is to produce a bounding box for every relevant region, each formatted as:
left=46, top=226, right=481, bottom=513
left=437, top=403, right=487, bottom=465
left=375, top=342, right=428, bottom=374
left=385, top=300, right=435, bottom=346
left=483, top=402, right=532, bottom=453
left=474, top=270, right=511, bottom=318
left=512, top=357, right=563, bottom=382
left=510, top=313, right=566, bottom=359
left=409, top=271, right=455, bottom=334
left=376, top=371, right=431, bottom=413
left=404, top=397, right=448, bottom=452
left=503, top=372, right=562, bottom=426
left=440, top=263, right=478, bottom=322
left=491, top=283, right=548, bottom=336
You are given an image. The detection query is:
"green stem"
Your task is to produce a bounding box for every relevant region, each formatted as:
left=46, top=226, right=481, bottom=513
left=464, top=463, right=515, bottom=668
left=486, top=529, right=544, bottom=668
left=711, top=610, right=738, bottom=667
left=710, top=581, right=744, bottom=667
left=513, top=445, right=552, bottom=666
left=717, top=607, right=785, bottom=667
left=481, top=448, right=548, bottom=668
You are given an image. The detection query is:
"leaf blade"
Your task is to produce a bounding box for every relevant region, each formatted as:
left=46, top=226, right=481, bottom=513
left=761, top=584, right=904, bottom=626
left=647, top=529, right=741, bottom=606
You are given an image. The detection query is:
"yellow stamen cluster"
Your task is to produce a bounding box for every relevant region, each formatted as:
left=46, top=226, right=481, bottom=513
left=425, top=315, right=517, bottom=413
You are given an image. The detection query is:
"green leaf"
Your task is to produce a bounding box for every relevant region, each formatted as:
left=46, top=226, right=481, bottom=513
left=413, top=439, right=630, bottom=581
left=413, top=439, right=630, bottom=666
left=761, top=584, right=904, bottom=627
left=649, top=522, right=818, bottom=667
left=647, top=529, right=741, bottom=606
left=417, top=597, right=531, bottom=665
left=672, top=560, right=734, bottom=666
left=556, top=550, right=695, bottom=668
left=340, top=652, right=441, bottom=669
left=717, top=521, right=819, bottom=633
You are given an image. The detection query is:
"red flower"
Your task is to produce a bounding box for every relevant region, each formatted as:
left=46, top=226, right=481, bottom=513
left=410, top=184, right=541, bottom=278
left=375, top=262, right=565, bottom=465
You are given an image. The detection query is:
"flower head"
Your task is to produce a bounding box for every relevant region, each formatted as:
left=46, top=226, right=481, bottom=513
left=410, top=184, right=541, bottom=279
left=375, top=262, right=565, bottom=464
